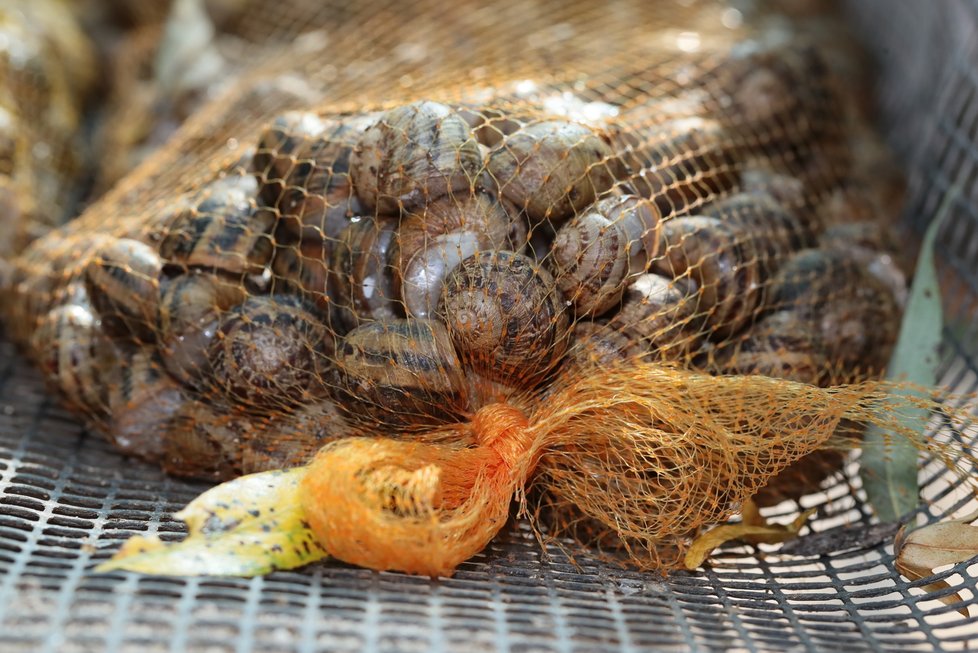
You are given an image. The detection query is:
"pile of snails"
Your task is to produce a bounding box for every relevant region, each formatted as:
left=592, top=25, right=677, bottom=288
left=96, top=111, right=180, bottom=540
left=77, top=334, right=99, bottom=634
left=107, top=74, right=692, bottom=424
left=22, top=45, right=907, bottom=497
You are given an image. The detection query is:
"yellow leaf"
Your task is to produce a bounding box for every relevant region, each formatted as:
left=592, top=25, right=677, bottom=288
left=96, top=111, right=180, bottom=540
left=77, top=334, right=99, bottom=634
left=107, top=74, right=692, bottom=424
left=96, top=467, right=327, bottom=576
left=684, top=501, right=815, bottom=569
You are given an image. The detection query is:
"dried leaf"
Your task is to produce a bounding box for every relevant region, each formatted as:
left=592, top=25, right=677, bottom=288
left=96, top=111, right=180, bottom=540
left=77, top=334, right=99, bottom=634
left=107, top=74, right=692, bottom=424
left=894, top=511, right=978, bottom=617
left=684, top=501, right=815, bottom=569
left=860, top=189, right=954, bottom=522
left=96, top=468, right=326, bottom=576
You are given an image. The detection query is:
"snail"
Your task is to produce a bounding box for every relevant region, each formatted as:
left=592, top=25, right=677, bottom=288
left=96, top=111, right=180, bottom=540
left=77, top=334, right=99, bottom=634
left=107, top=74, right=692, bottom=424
left=609, top=113, right=741, bottom=219
left=31, top=293, right=119, bottom=416
left=562, top=321, right=636, bottom=375
left=550, top=193, right=661, bottom=317
left=608, top=273, right=702, bottom=361
left=487, top=120, right=619, bottom=224
left=350, top=101, right=483, bottom=214
left=396, top=185, right=525, bottom=319
left=439, top=250, right=570, bottom=387
left=270, top=239, right=333, bottom=313
left=239, top=399, right=353, bottom=474
left=253, top=111, right=371, bottom=243
left=106, top=348, right=186, bottom=461
left=819, top=221, right=908, bottom=306
left=83, top=237, right=163, bottom=342
left=331, top=318, right=469, bottom=430
left=207, top=294, right=332, bottom=412
left=158, top=175, right=275, bottom=276
left=162, top=400, right=252, bottom=481
left=330, top=215, right=402, bottom=332
left=157, top=270, right=247, bottom=387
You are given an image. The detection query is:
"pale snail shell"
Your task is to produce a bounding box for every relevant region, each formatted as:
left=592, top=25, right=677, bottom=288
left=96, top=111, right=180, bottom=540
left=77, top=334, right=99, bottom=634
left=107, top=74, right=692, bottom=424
left=439, top=250, right=570, bottom=387
left=331, top=318, right=469, bottom=430
left=157, top=271, right=247, bottom=387
left=158, top=175, right=274, bottom=275
left=31, top=294, right=119, bottom=416
left=608, top=273, right=702, bottom=361
left=396, top=186, right=523, bottom=319
left=330, top=215, right=401, bottom=332
left=350, top=101, right=483, bottom=214
left=487, top=120, right=619, bottom=224
left=551, top=193, right=661, bottom=317
left=207, top=294, right=332, bottom=411
left=83, top=237, right=163, bottom=342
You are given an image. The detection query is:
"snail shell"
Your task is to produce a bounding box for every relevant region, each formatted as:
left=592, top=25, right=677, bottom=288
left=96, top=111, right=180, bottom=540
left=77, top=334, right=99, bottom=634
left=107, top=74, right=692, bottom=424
left=487, top=120, right=619, bottom=224
left=162, top=401, right=250, bottom=480
left=439, top=250, right=570, bottom=387
left=819, top=222, right=908, bottom=306
left=350, top=101, right=483, bottom=214
left=159, top=175, right=274, bottom=275
left=106, top=349, right=186, bottom=461
left=332, top=318, right=469, bottom=430
left=207, top=295, right=331, bottom=411
left=707, top=192, right=815, bottom=271
left=240, top=399, right=353, bottom=474
left=609, top=115, right=740, bottom=219
left=396, top=187, right=522, bottom=319
left=551, top=194, right=661, bottom=317
left=330, top=215, right=402, bottom=332
left=31, top=296, right=119, bottom=416
left=563, top=321, right=636, bottom=375
left=254, top=111, right=371, bottom=242
left=83, top=237, right=163, bottom=342
left=157, top=271, right=247, bottom=387
left=270, top=239, right=333, bottom=313
left=608, top=273, right=702, bottom=361
left=715, top=310, right=827, bottom=385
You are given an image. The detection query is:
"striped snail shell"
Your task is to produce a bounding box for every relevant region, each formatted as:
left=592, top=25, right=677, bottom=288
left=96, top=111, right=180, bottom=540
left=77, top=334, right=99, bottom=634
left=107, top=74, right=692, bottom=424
left=330, top=215, right=401, bottom=332
left=254, top=111, right=371, bottom=243
left=819, top=222, right=907, bottom=307
left=240, top=399, right=353, bottom=474
left=651, top=215, right=762, bottom=338
left=607, top=95, right=740, bottom=219
left=157, top=271, right=247, bottom=387
left=551, top=193, right=661, bottom=317
left=563, top=321, right=636, bottom=374
left=714, top=309, right=827, bottom=385
left=608, top=273, right=702, bottom=361
left=159, top=175, right=275, bottom=275
left=439, top=250, right=570, bottom=387
left=106, top=349, right=186, bottom=460
left=162, top=400, right=251, bottom=480
left=270, top=239, right=332, bottom=312
left=396, top=186, right=522, bottom=320
left=331, top=318, right=469, bottom=430
left=83, top=237, right=163, bottom=342
left=31, top=293, right=120, bottom=416
left=707, top=192, right=815, bottom=266
left=350, top=101, right=483, bottom=214
left=207, top=295, right=332, bottom=411
left=487, top=120, right=619, bottom=224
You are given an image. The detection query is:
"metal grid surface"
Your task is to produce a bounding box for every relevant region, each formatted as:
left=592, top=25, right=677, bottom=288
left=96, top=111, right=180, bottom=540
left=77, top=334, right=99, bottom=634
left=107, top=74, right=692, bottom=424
left=2, top=1, right=978, bottom=650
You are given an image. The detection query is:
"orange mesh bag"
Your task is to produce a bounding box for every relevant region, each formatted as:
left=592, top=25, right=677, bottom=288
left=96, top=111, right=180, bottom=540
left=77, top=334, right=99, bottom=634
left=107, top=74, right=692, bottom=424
left=2, top=0, right=970, bottom=576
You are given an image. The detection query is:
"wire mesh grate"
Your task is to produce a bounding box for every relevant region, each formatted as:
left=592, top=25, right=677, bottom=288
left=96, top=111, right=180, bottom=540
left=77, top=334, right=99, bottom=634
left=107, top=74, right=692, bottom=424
left=2, top=1, right=978, bottom=651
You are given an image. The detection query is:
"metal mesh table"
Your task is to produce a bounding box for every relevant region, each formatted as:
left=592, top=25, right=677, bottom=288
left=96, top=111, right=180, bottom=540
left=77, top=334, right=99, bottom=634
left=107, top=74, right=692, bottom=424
left=2, top=1, right=978, bottom=650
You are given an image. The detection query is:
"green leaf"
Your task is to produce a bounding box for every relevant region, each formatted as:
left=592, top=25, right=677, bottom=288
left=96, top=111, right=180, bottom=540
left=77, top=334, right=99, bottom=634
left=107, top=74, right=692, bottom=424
left=96, top=467, right=327, bottom=576
left=860, top=189, right=954, bottom=522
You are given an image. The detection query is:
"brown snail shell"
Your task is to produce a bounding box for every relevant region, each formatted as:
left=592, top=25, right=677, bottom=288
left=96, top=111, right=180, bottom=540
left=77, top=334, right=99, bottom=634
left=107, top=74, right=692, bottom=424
left=106, top=349, right=186, bottom=461
left=651, top=215, right=764, bottom=338
left=608, top=114, right=740, bottom=219
left=157, top=271, right=248, bottom=387
left=31, top=296, right=119, bottom=416
left=350, top=101, right=483, bottom=214
left=330, top=215, right=401, bottom=332
left=331, top=318, right=469, bottom=430
left=270, top=239, right=333, bottom=313
left=254, top=111, right=371, bottom=243
left=487, top=120, right=618, bottom=224
left=207, top=295, right=331, bottom=411
left=239, top=399, right=353, bottom=474
left=162, top=401, right=251, bottom=480
left=608, top=273, right=702, bottom=361
left=551, top=194, right=661, bottom=317
left=83, top=237, right=163, bottom=342
left=563, top=322, right=636, bottom=375
left=715, top=309, right=828, bottom=384
left=396, top=187, right=521, bottom=319
left=439, top=250, right=570, bottom=387
left=158, top=175, right=274, bottom=275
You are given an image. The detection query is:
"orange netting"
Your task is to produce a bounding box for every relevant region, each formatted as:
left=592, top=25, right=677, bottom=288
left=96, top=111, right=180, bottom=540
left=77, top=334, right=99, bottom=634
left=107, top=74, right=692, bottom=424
left=2, top=0, right=966, bottom=576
